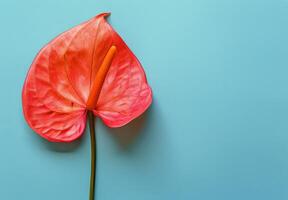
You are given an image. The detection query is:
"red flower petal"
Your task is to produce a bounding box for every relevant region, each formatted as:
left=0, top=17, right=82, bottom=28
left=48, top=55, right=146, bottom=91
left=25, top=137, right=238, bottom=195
left=22, top=13, right=152, bottom=142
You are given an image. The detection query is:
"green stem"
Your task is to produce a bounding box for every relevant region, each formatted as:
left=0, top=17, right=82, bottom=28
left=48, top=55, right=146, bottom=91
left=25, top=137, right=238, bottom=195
left=88, top=111, right=96, bottom=200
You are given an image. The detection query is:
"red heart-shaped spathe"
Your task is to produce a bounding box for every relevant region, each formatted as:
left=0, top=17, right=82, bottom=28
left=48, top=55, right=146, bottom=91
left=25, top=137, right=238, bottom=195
left=22, top=13, right=152, bottom=142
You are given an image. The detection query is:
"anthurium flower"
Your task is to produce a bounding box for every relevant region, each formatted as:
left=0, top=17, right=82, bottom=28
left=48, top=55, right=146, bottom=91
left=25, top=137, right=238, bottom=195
left=22, top=12, right=152, bottom=200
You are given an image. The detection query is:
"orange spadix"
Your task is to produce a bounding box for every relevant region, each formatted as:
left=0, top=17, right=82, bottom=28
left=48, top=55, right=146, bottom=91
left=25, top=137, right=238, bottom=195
left=86, top=45, right=117, bottom=110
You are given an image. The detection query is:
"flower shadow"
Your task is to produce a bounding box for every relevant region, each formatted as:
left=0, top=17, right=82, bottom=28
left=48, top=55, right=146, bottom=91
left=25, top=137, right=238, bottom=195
left=42, top=136, right=84, bottom=152
left=105, top=104, right=154, bottom=150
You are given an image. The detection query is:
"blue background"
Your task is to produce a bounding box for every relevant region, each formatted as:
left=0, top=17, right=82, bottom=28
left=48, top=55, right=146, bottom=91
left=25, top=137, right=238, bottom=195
left=0, top=0, right=288, bottom=199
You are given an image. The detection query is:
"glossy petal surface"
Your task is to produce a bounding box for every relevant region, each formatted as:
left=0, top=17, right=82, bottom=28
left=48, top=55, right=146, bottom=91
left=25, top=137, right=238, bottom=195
left=23, top=62, right=86, bottom=142
left=94, top=31, right=152, bottom=127
left=22, top=13, right=152, bottom=142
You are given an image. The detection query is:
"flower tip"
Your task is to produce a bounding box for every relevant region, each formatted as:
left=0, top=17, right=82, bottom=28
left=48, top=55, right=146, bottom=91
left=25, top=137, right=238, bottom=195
left=110, top=45, right=117, bottom=53
left=100, top=12, right=111, bottom=18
